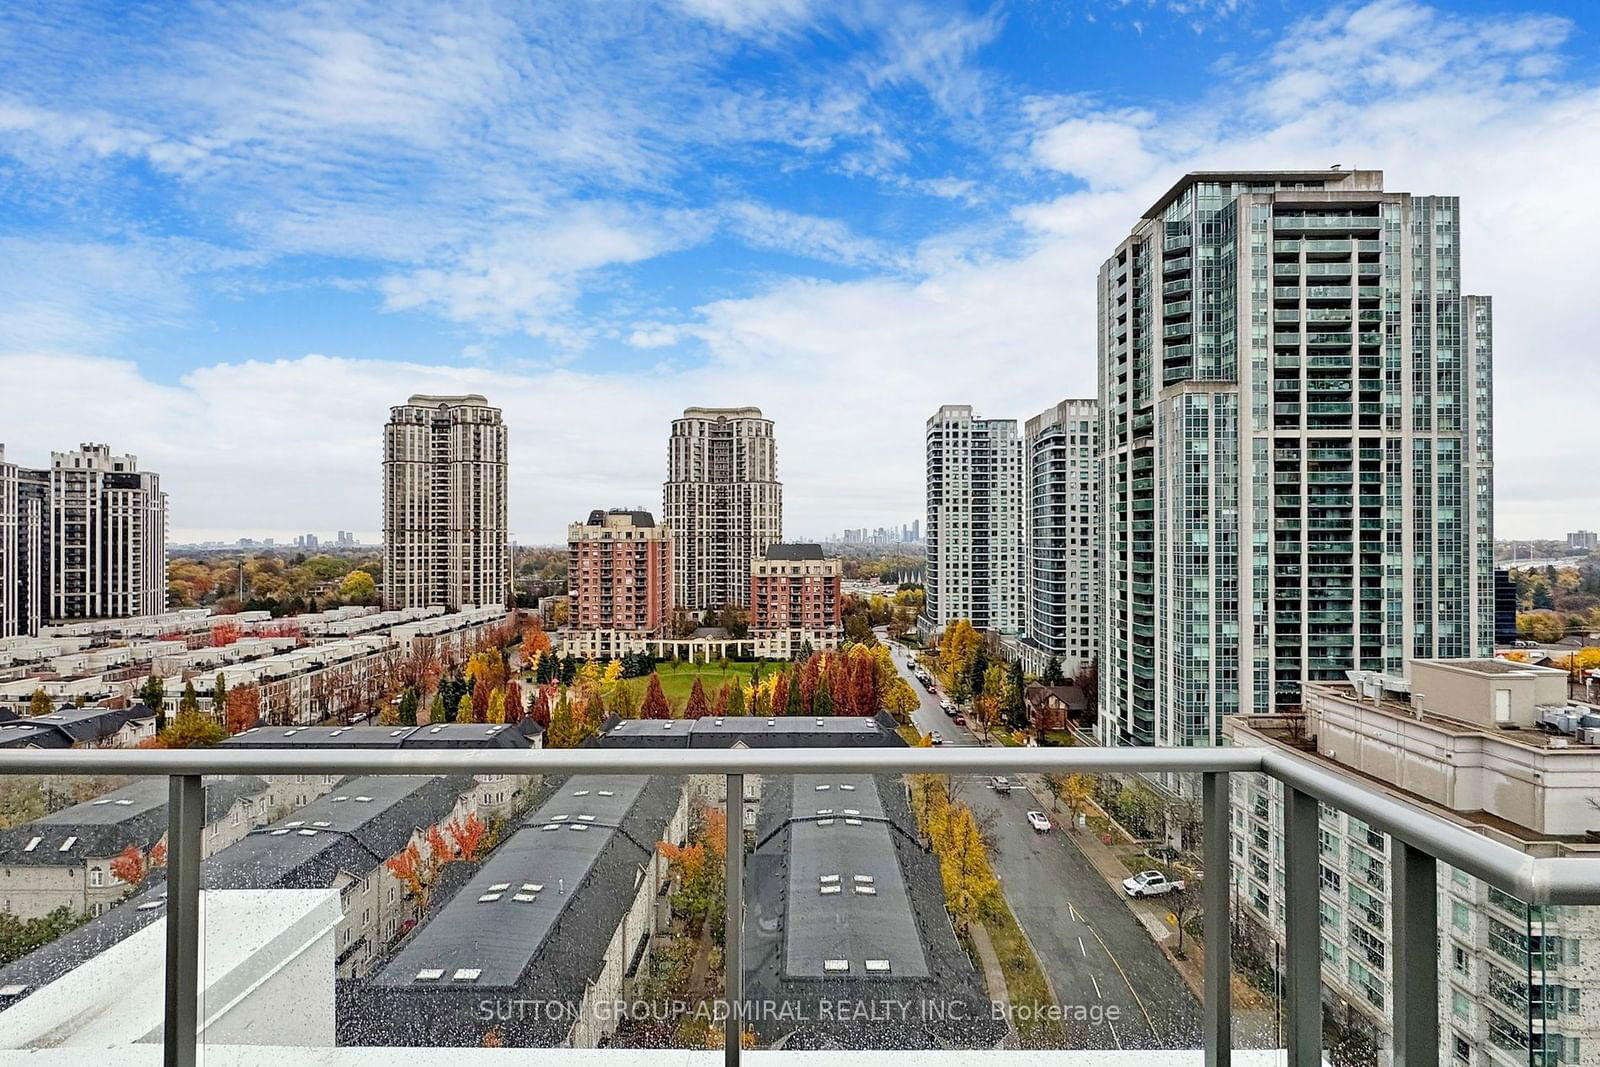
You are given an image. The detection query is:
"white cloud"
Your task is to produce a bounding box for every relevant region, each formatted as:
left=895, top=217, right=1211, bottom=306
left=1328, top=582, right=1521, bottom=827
left=4, top=0, right=1599, bottom=542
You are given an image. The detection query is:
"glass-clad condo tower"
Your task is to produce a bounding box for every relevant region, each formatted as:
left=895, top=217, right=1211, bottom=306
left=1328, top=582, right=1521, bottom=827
left=1097, top=170, right=1494, bottom=746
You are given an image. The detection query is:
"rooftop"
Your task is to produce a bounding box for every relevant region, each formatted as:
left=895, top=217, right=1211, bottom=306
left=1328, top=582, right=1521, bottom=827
left=762, top=543, right=825, bottom=561
left=598, top=712, right=904, bottom=749
left=343, top=774, right=684, bottom=1046
left=221, top=720, right=540, bottom=749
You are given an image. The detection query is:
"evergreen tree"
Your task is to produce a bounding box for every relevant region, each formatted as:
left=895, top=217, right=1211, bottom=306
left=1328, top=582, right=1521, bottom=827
left=813, top=672, right=833, bottom=716
left=212, top=673, right=228, bottom=721
left=138, top=674, right=167, bottom=732
left=455, top=693, right=473, bottom=723
left=968, top=646, right=989, bottom=697
left=684, top=677, right=710, bottom=719
left=785, top=668, right=805, bottom=716
left=179, top=680, right=200, bottom=716
left=429, top=692, right=447, bottom=724
left=399, top=688, right=420, bottom=726
left=724, top=680, right=746, bottom=716
left=1005, top=662, right=1027, bottom=728
left=536, top=653, right=556, bottom=684
left=559, top=655, right=577, bottom=685
left=1042, top=656, right=1065, bottom=687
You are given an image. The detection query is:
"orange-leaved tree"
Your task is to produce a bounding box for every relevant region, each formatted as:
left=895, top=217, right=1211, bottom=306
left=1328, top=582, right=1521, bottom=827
left=110, top=844, right=149, bottom=887
left=641, top=673, right=671, bottom=719
left=683, top=677, right=710, bottom=719
left=446, top=813, right=488, bottom=862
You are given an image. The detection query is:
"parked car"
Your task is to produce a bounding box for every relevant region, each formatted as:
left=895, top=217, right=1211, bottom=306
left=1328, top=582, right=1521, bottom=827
left=990, top=776, right=1012, bottom=795
left=930, top=731, right=944, bottom=745
left=938, top=698, right=952, bottom=713
left=1026, top=810, right=1051, bottom=832
left=1122, top=870, right=1186, bottom=898
left=951, top=714, right=966, bottom=726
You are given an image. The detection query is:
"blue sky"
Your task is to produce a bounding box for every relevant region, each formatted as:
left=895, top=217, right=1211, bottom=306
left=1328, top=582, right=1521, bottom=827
left=3, top=0, right=1598, bottom=543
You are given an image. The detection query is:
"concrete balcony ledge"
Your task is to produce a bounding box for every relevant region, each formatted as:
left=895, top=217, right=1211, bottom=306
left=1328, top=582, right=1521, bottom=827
left=1, top=1050, right=1296, bottom=1066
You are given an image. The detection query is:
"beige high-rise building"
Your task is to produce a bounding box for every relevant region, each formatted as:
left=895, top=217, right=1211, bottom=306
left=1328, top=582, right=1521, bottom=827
left=662, top=407, right=782, bottom=612
left=382, top=395, right=509, bottom=611
left=41, top=444, right=167, bottom=625
left=0, top=447, right=16, bottom=639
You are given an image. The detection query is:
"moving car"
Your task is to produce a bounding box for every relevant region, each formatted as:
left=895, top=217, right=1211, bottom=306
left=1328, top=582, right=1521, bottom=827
left=990, top=776, right=1012, bottom=795
left=930, top=731, right=944, bottom=745
left=1026, top=810, right=1051, bottom=832
left=1122, top=870, right=1186, bottom=898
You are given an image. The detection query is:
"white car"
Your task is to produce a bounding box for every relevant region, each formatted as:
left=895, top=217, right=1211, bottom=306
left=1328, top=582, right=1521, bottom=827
left=1122, top=870, right=1186, bottom=898
left=929, top=730, right=943, bottom=745
left=1026, top=811, right=1051, bottom=832
left=938, top=698, right=952, bottom=712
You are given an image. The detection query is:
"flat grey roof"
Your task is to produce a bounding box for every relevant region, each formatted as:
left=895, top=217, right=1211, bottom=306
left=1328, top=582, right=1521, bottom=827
left=1140, top=169, right=1365, bottom=220
left=372, top=775, right=663, bottom=989
left=780, top=774, right=928, bottom=980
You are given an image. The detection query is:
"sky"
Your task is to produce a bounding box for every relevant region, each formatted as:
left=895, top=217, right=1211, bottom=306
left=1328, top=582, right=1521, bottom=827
left=2, top=0, right=1598, bottom=545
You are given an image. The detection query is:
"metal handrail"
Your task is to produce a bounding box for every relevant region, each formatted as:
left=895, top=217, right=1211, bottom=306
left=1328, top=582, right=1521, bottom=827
left=2, top=744, right=1596, bottom=904
left=4, top=742, right=1599, bottom=1067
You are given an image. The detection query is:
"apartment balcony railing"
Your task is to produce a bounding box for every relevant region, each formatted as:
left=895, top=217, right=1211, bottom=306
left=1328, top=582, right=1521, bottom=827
left=3, top=745, right=1599, bottom=1067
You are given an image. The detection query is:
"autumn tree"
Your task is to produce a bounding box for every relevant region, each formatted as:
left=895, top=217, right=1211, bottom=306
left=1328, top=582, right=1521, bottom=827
left=27, top=689, right=50, bottom=717
left=110, top=844, right=150, bottom=887
left=641, top=674, right=671, bottom=719
left=520, top=618, right=552, bottom=664
left=339, top=570, right=377, bottom=604
left=224, top=685, right=262, bottom=734
left=724, top=679, right=746, bottom=716
left=684, top=677, right=710, bottom=719
left=504, top=681, right=524, bottom=724
left=884, top=678, right=920, bottom=722
left=446, top=813, right=489, bottom=862
left=658, top=806, right=727, bottom=936
left=530, top=684, right=554, bottom=728
left=937, top=806, right=998, bottom=932
left=486, top=688, right=507, bottom=724
left=429, top=692, right=447, bottom=724
left=386, top=841, right=431, bottom=907
left=455, top=693, right=472, bottom=723
left=1063, top=774, right=1094, bottom=829
left=147, top=710, right=227, bottom=748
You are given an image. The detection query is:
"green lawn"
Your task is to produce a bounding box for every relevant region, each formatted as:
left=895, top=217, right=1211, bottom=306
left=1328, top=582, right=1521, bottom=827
left=623, top=660, right=778, bottom=714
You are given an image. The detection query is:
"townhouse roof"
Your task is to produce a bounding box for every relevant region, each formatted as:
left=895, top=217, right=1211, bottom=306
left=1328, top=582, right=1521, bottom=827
left=219, top=719, right=540, bottom=750
left=597, top=711, right=905, bottom=749
left=0, top=775, right=269, bottom=865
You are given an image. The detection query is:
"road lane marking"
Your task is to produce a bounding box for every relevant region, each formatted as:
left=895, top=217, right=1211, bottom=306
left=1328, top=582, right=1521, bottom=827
left=1090, top=974, right=1102, bottom=998
left=1078, top=937, right=1087, bottom=957
left=1068, top=901, right=1080, bottom=923
left=1083, top=918, right=1158, bottom=1037
left=1108, top=1019, right=1122, bottom=1050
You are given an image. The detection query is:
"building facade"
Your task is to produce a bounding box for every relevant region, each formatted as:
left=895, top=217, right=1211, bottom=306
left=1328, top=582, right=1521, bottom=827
left=662, top=407, right=782, bottom=613
left=0, top=444, right=165, bottom=639
left=1098, top=170, right=1495, bottom=747
left=382, top=395, right=509, bottom=611
left=749, top=543, right=842, bottom=659
left=565, top=508, right=674, bottom=661
left=1019, top=398, right=1099, bottom=678
left=920, top=405, right=1024, bottom=640
left=1227, top=660, right=1600, bottom=1067
left=1569, top=530, right=1598, bottom=552
left=0, top=449, right=15, bottom=640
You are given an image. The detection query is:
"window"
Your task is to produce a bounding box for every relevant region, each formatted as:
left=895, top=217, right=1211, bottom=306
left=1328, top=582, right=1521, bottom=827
left=1452, top=945, right=1471, bottom=977
left=1452, top=901, right=1471, bottom=932
left=1451, top=990, right=1471, bottom=1020
left=1451, top=1035, right=1471, bottom=1065
left=89, top=866, right=104, bottom=887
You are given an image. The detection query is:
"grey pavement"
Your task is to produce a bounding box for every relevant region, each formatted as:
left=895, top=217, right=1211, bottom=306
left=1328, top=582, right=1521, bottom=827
left=884, top=638, right=1202, bottom=1051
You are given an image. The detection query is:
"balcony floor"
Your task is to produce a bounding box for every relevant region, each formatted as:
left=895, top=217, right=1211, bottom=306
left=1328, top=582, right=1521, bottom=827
left=4, top=1048, right=1297, bottom=1066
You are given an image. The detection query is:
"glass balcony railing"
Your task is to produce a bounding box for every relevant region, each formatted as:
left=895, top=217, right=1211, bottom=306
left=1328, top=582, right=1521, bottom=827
left=2, top=743, right=1598, bottom=1066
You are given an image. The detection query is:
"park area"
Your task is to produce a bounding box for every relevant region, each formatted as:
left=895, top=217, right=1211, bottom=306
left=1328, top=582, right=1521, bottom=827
left=620, top=660, right=778, bottom=714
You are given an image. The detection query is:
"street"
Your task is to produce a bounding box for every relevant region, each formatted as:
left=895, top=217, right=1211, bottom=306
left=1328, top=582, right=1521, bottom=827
left=885, top=640, right=1202, bottom=1050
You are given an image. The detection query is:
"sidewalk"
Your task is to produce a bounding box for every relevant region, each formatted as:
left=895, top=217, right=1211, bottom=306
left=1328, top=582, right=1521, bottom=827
left=1016, top=773, right=1272, bottom=1019
left=970, top=921, right=1017, bottom=1049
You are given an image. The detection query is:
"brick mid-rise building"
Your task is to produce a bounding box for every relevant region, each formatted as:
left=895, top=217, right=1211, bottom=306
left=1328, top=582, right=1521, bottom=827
left=566, top=509, right=673, bottom=660
left=750, top=543, right=842, bottom=659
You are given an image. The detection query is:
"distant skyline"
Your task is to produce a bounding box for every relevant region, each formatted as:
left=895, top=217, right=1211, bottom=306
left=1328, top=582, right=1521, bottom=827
left=5, top=1, right=1600, bottom=541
